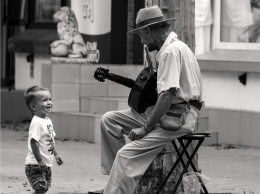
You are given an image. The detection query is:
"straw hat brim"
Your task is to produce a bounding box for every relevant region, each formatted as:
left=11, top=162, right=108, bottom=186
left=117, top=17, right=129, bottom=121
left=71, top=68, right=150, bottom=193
left=126, top=18, right=176, bottom=35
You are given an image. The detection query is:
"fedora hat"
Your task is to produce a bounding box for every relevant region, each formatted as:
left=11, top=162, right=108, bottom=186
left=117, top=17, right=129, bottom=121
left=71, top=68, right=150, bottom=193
left=127, top=5, right=176, bottom=35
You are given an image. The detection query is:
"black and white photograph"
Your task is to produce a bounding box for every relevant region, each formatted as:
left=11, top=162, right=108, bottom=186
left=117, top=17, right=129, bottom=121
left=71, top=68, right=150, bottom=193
left=1, top=0, right=260, bottom=193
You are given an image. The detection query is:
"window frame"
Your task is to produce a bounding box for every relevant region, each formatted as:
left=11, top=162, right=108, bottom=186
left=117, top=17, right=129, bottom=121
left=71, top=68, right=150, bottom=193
left=212, top=0, right=260, bottom=50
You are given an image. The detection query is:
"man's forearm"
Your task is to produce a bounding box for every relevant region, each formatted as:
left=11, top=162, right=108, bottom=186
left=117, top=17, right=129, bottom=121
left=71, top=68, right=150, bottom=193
left=145, top=88, right=176, bottom=132
left=30, top=139, right=43, bottom=162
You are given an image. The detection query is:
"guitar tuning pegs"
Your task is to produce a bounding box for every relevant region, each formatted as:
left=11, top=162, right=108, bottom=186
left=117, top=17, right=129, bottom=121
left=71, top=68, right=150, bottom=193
left=94, top=67, right=109, bottom=82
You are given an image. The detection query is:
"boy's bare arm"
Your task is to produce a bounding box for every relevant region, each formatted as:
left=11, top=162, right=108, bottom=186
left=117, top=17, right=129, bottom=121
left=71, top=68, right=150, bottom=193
left=53, top=147, right=64, bottom=166
left=30, top=138, right=46, bottom=167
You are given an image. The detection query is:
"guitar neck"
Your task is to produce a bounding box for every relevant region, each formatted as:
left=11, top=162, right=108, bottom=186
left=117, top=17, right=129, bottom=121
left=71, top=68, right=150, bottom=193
left=106, top=73, right=142, bottom=91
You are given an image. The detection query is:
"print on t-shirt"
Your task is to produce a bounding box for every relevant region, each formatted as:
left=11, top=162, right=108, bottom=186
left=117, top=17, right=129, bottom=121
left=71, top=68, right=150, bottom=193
left=46, top=124, right=55, bottom=154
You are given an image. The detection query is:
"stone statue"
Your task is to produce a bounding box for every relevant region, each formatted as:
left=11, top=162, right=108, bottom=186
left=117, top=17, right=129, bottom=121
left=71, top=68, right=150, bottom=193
left=50, top=7, right=87, bottom=58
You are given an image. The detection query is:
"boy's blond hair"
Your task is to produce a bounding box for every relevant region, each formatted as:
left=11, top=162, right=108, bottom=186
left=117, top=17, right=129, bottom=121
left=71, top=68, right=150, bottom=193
left=24, top=86, right=49, bottom=111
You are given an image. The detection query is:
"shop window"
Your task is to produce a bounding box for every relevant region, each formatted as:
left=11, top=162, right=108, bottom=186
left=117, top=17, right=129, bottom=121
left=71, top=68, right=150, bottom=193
left=212, top=0, right=260, bottom=50
left=27, top=0, right=70, bottom=29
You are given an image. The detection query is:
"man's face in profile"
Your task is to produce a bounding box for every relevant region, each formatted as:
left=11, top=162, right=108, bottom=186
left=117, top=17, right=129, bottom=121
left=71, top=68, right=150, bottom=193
left=137, top=29, right=158, bottom=52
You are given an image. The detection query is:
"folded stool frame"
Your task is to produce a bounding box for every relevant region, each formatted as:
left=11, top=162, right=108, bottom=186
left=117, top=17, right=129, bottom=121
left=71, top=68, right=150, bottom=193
left=156, top=133, right=210, bottom=194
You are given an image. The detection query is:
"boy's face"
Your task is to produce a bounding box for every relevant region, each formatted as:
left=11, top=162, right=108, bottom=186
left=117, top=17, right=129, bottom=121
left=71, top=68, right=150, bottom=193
left=31, top=90, right=52, bottom=118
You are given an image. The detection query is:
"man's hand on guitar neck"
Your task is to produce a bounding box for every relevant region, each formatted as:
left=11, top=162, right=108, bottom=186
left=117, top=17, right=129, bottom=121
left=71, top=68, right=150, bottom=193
left=128, top=126, right=148, bottom=141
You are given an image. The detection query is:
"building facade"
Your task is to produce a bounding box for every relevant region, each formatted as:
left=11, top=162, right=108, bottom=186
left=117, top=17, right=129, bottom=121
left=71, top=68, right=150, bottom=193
left=1, top=0, right=260, bottom=147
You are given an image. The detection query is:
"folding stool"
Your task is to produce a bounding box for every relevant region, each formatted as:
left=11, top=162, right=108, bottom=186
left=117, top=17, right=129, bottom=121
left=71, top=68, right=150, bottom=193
left=156, top=133, right=210, bottom=194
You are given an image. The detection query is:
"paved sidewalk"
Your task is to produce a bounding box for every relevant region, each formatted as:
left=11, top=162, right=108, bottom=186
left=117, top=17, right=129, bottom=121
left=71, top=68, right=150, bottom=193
left=1, top=124, right=260, bottom=194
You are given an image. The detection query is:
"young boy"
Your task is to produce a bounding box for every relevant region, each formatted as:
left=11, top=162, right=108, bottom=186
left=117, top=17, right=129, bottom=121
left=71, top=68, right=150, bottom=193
left=24, top=86, right=63, bottom=194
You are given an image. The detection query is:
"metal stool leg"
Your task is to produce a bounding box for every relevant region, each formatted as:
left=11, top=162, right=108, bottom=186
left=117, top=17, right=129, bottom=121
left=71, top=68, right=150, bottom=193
left=178, top=137, right=209, bottom=194
left=155, top=140, right=192, bottom=194
left=172, top=138, right=203, bottom=194
left=155, top=133, right=210, bottom=194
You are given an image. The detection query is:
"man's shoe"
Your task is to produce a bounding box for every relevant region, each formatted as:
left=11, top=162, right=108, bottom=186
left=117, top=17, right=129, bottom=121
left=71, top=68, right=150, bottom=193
left=88, top=188, right=105, bottom=194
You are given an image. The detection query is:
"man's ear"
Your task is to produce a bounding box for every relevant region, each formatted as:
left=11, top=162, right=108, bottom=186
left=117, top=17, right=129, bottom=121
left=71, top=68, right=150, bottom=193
left=144, top=27, right=151, bottom=35
left=138, top=28, right=150, bottom=35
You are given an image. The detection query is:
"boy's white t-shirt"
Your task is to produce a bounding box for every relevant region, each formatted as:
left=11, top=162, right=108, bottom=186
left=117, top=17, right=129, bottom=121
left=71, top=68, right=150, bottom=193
left=25, top=115, right=56, bottom=167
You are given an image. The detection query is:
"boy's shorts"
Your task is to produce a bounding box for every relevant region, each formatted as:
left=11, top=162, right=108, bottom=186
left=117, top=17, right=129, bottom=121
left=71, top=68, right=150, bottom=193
left=25, top=164, right=52, bottom=192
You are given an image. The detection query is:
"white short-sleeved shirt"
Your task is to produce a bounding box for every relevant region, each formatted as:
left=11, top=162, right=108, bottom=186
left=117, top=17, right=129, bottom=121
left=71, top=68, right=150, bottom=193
left=25, top=115, right=56, bottom=167
left=156, top=32, right=202, bottom=104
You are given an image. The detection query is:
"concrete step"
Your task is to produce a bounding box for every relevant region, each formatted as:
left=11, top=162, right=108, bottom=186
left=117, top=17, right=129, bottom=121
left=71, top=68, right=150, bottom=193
left=49, top=111, right=131, bottom=144
left=195, top=116, right=219, bottom=146
left=202, top=130, right=218, bottom=146
left=50, top=97, right=218, bottom=145
left=49, top=111, right=217, bottom=145
left=1, top=90, right=32, bottom=122
left=49, top=112, right=102, bottom=143
left=80, top=97, right=129, bottom=114
left=195, top=116, right=209, bottom=132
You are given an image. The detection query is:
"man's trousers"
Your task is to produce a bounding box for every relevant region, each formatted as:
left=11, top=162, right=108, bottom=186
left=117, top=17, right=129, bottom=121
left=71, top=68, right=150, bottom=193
left=101, top=106, right=199, bottom=194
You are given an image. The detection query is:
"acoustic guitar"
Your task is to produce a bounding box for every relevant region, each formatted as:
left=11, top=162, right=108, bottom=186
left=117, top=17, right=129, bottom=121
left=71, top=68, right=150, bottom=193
left=94, top=67, right=157, bottom=113
left=94, top=47, right=157, bottom=113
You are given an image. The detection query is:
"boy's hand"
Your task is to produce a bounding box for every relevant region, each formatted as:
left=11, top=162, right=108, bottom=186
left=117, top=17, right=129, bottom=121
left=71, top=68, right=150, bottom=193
left=55, top=155, right=64, bottom=166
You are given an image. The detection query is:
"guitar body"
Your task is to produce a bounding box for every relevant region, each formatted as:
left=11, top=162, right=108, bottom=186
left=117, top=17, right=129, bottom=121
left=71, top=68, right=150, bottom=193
left=128, top=67, right=157, bottom=113
left=94, top=67, right=157, bottom=113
